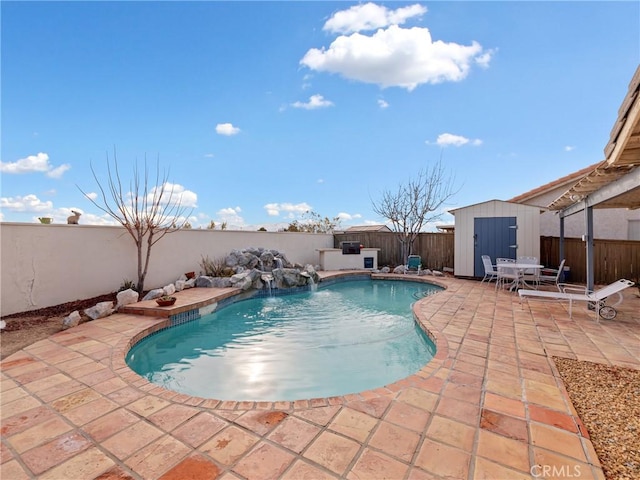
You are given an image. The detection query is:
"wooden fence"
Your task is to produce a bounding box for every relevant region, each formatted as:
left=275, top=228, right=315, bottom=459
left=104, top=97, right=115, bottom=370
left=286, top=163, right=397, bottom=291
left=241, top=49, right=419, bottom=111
left=335, top=232, right=640, bottom=284
left=540, top=236, right=640, bottom=285
left=333, top=232, right=455, bottom=271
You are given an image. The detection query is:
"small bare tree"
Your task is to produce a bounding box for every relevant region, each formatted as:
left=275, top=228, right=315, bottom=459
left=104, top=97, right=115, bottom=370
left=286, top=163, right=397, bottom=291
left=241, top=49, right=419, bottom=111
left=79, top=152, right=193, bottom=293
left=372, top=161, right=457, bottom=265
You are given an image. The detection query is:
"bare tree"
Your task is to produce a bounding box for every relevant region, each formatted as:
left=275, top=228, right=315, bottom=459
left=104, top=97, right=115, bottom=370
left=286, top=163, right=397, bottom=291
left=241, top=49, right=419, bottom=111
left=372, top=161, right=457, bottom=264
left=79, top=152, right=193, bottom=293
left=282, top=210, right=342, bottom=233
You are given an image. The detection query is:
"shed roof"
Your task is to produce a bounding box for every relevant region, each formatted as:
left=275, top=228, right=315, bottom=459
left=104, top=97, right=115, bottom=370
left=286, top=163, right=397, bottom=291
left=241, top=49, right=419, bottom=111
left=449, top=199, right=543, bottom=214
left=343, top=225, right=393, bottom=232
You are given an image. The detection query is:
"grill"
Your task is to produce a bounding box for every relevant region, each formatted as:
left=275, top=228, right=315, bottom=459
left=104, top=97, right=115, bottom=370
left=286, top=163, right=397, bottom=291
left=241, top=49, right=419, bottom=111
left=341, top=241, right=361, bottom=255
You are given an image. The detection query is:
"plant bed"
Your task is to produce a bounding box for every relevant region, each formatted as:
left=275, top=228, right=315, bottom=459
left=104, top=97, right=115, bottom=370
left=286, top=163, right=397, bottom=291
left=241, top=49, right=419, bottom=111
left=156, top=296, right=177, bottom=307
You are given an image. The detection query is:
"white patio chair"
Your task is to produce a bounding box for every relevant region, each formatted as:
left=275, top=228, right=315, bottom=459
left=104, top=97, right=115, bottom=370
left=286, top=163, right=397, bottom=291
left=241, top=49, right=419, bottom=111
left=481, top=255, right=498, bottom=283
left=517, top=256, right=540, bottom=287
left=538, top=259, right=566, bottom=291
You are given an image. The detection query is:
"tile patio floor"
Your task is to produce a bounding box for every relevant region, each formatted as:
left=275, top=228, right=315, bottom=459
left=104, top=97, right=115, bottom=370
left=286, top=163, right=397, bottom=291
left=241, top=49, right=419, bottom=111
left=2, top=273, right=639, bottom=479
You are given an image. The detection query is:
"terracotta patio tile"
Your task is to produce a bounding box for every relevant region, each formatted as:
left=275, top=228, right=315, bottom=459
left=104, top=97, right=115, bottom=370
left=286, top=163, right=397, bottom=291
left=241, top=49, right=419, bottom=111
left=482, top=391, right=526, bottom=418
left=473, top=456, right=533, bottom=480
left=434, top=396, right=480, bottom=426
left=234, top=410, right=288, bottom=436
left=158, top=453, right=221, bottom=480
left=406, top=466, right=442, bottom=479
left=63, top=396, right=119, bottom=426
left=329, top=407, right=378, bottom=442
left=199, top=425, right=259, bottom=466
left=524, top=379, right=568, bottom=411
left=384, top=401, right=430, bottom=432
left=346, top=397, right=392, bottom=418
left=21, top=431, right=92, bottom=475
left=172, top=412, right=229, bottom=448
left=125, top=435, right=191, bottom=479
left=368, top=420, right=420, bottom=462
left=233, top=442, right=295, bottom=480
left=425, top=415, right=475, bottom=452
left=0, top=459, right=30, bottom=480
left=12, top=365, right=60, bottom=385
left=414, top=438, right=470, bottom=479
left=532, top=447, right=594, bottom=480
left=126, top=395, right=172, bottom=417
left=38, top=447, right=115, bottom=480
left=480, top=409, right=528, bottom=442
left=294, top=405, right=341, bottom=426
left=442, top=381, right=482, bottom=404
left=1, top=396, right=43, bottom=421
left=106, top=386, right=146, bottom=405
left=281, top=460, right=338, bottom=480
left=396, top=387, right=438, bottom=412
left=83, top=408, right=140, bottom=442
left=528, top=404, right=578, bottom=433
left=101, top=420, right=164, bottom=460
left=267, top=415, right=321, bottom=453
left=347, top=448, right=408, bottom=480
left=147, top=403, right=200, bottom=431
left=1, top=405, right=56, bottom=437
left=51, top=387, right=103, bottom=413
left=7, top=416, right=73, bottom=454
left=476, top=428, right=530, bottom=472
left=94, top=465, right=137, bottom=479
left=530, top=422, right=588, bottom=462
left=303, top=431, right=360, bottom=476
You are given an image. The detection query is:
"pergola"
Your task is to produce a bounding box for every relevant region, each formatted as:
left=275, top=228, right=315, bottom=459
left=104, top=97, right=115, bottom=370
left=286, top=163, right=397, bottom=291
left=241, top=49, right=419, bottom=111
left=547, top=66, right=640, bottom=290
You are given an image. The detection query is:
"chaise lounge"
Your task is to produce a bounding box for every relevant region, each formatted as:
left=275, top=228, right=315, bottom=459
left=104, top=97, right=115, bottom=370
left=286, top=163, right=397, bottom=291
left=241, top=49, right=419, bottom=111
left=518, top=279, right=635, bottom=321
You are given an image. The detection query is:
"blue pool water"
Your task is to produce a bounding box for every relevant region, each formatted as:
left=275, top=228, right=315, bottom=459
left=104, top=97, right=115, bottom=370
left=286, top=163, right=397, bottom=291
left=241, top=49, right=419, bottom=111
left=126, top=279, right=440, bottom=401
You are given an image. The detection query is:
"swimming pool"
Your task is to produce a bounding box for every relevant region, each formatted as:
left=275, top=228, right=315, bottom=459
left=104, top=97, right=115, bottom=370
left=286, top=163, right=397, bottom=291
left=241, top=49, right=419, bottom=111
left=126, top=279, right=440, bottom=401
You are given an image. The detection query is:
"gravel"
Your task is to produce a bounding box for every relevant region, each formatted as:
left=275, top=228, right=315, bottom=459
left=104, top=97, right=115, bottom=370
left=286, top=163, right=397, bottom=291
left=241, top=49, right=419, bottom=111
left=554, top=357, right=640, bottom=480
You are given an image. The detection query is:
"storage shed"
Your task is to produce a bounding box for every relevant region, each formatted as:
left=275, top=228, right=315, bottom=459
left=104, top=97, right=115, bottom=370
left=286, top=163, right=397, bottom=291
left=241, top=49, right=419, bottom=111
left=450, top=200, right=542, bottom=278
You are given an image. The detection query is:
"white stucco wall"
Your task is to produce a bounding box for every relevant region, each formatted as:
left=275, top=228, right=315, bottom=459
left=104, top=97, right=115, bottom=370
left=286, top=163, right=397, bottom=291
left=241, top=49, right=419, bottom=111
left=519, top=184, right=640, bottom=240
left=451, top=200, right=541, bottom=277
left=0, top=223, right=334, bottom=316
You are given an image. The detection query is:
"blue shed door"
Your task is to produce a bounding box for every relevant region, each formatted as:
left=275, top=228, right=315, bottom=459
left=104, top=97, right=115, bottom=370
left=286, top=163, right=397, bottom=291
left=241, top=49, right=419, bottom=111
left=473, top=217, right=517, bottom=277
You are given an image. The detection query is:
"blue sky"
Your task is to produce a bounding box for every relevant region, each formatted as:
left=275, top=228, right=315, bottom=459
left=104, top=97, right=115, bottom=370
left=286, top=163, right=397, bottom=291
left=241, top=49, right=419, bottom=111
left=2, top=1, right=639, bottom=230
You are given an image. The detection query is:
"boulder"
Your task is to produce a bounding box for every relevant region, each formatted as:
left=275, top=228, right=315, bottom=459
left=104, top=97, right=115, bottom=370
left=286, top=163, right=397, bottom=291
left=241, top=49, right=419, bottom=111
left=163, top=284, right=176, bottom=296
left=230, top=272, right=253, bottom=290
left=195, top=276, right=215, bottom=288
left=142, top=288, right=164, bottom=301
left=381, top=266, right=391, bottom=273
left=62, top=311, right=82, bottom=330
left=393, top=265, right=406, bottom=274
left=175, top=280, right=186, bottom=291
left=84, top=301, right=114, bottom=320
left=116, top=289, right=139, bottom=310
left=211, top=277, right=232, bottom=288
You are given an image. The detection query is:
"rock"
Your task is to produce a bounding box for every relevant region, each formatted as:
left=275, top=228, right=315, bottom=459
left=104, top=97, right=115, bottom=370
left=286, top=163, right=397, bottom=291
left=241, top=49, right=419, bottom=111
left=142, top=288, right=164, bottom=301
left=163, top=284, right=176, bottom=296
left=175, top=280, right=186, bottom=291
left=84, top=301, right=114, bottom=320
left=116, top=289, right=139, bottom=310
left=432, top=270, right=444, bottom=276
left=381, top=266, right=391, bottom=273
left=211, top=277, right=232, bottom=288
left=62, top=311, right=82, bottom=329
left=393, top=265, right=406, bottom=274
left=195, top=276, right=215, bottom=288
left=421, top=269, right=432, bottom=276
left=231, top=272, right=253, bottom=290
left=184, top=278, right=196, bottom=288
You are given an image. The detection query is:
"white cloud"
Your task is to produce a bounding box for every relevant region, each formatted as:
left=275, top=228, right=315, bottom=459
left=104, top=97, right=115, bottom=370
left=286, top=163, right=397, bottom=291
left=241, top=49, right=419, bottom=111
left=216, top=123, right=241, bottom=136
left=323, top=3, right=427, bottom=35
left=564, top=145, right=576, bottom=152
left=0, top=152, right=71, bottom=178
left=148, top=183, right=198, bottom=208
left=264, top=202, right=312, bottom=217
left=337, top=212, right=362, bottom=221
left=301, top=3, right=490, bottom=92
left=291, top=94, right=334, bottom=110
left=216, top=206, right=245, bottom=227
left=204, top=153, right=215, bottom=158
left=317, top=178, right=325, bottom=184
left=85, top=192, right=98, bottom=200
left=430, top=133, right=483, bottom=147
left=377, top=99, right=389, bottom=109
left=0, top=194, right=53, bottom=212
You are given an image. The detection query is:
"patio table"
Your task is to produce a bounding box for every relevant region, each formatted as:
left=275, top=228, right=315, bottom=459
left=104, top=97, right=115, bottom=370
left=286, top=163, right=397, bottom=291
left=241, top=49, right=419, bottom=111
left=498, top=262, right=543, bottom=291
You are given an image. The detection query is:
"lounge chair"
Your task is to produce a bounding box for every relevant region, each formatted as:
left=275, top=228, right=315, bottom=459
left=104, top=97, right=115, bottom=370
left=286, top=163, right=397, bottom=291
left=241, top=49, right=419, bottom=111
left=518, top=279, right=635, bottom=321
left=405, top=255, right=422, bottom=274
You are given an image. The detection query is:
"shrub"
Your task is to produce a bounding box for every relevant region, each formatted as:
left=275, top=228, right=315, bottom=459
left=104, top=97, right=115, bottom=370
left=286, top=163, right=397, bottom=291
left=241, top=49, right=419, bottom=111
left=199, top=255, right=231, bottom=277
left=118, top=279, right=137, bottom=292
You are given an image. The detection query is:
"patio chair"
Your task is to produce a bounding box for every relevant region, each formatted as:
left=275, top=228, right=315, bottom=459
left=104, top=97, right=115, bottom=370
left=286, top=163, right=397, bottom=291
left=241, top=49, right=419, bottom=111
left=518, top=279, right=635, bottom=321
left=517, top=256, right=540, bottom=287
left=481, top=255, right=498, bottom=283
left=495, top=258, right=520, bottom=290
left=538, top=259, right=566, bottom=290
left=405, top=255, right=422, bottom=275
